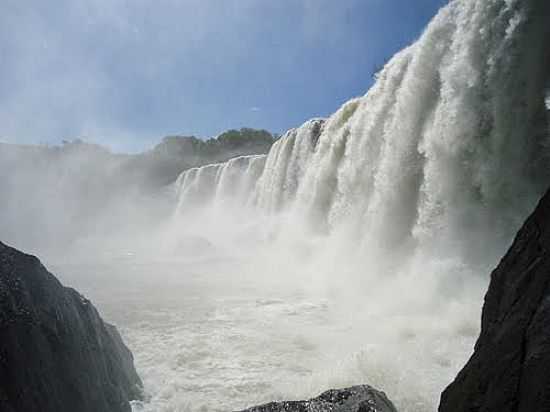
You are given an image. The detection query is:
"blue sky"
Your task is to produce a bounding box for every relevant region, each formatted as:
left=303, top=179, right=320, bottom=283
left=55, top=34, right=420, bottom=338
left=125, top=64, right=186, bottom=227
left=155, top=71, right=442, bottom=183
left=0, top=0, right=448, bottom=152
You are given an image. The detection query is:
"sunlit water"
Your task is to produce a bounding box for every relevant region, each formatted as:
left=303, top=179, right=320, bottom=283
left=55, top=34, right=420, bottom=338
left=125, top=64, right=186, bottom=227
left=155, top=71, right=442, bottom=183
left=50, top=255, right=479, bottom=412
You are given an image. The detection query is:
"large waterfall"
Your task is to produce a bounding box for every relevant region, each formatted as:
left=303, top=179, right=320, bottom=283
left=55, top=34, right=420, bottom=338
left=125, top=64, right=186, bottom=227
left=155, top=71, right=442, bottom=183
left=170, top=0, right=550, bottom=409
left=176, top=0, right=550, bottom=261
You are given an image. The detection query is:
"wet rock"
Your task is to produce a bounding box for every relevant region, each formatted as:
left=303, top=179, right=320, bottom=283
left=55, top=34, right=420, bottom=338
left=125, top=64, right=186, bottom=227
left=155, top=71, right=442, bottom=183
left=237, top=385, right=397, bottom=412
left=439, top=188, right=550, bottom=412
left=0, top=241, right=142, bottom=412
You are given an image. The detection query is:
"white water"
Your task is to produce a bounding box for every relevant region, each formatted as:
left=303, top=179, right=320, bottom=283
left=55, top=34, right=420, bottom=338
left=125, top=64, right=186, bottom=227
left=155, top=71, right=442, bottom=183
left=176, top=155, right=266, bottom=211
left=255, top=119, right=325, bottom=213
left=65, top=0, right=549, bottom=411
left=177, top=0, right=550, bottom=264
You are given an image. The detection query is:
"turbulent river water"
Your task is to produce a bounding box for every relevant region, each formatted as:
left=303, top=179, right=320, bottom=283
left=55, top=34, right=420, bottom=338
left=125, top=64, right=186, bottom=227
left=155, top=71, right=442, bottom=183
left=51, top=256, right=480, bottom=412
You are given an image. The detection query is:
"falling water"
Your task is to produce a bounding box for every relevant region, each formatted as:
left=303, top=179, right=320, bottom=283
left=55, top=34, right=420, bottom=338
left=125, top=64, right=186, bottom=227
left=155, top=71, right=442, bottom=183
left=167, top=0, right=550, bottom=410
left=175, top=154, right=266, bottom=210
left=177, top=0, right=550, bottom=261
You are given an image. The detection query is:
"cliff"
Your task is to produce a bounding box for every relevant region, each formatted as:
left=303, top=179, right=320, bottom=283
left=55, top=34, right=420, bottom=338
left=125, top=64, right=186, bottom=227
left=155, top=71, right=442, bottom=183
left=0, top=241, right=142, bottom=412
left=439, top=188, right=550, bottom=411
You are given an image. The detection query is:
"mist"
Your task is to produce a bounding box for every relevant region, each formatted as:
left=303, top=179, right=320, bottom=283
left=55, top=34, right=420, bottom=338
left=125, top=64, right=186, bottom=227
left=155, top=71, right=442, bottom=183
left=2, top=0, right=550, bottom=411
left=0, top=130, right=273, bottom=260
left=0, top=141, right=168, bottom=259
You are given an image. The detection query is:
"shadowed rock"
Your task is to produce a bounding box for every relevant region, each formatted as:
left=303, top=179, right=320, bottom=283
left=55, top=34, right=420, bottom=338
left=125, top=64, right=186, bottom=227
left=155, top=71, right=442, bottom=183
left=237, top=385, right=397, bottom=412
left=439, top=188, right=550, bottom=412
left=0, top=241, right=142, bottom=412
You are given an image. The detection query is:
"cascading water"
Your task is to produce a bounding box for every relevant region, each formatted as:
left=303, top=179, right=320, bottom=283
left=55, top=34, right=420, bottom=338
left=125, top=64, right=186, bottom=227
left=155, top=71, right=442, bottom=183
left=178, top=0, right=550, bottom=254
left=255, top=118, right=325, bottom=213
left=172, top=154, right=268, bottom=257
left=167, top=0, right=550, bottom=410
left=259, top=0, right=550, bottom=262
left=175, top=154, right=266, bottom=211
left=175, top=0, right=550, bottom=267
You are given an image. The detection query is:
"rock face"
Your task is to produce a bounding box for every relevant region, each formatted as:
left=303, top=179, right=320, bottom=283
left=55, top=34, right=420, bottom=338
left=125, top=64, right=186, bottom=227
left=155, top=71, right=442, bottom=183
left=0, top=241, right=142, bottom=412
left=439, top=188, right=550, bottom=412
left=237, top=385, right=397, bottom=412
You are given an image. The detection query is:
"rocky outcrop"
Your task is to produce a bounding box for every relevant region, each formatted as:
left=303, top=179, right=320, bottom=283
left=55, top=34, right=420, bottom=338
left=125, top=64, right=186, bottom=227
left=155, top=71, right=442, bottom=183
left=439, top=188, right=550, bottom=412
left=0, top=241, right=142, bottom=412
left=237, top=385, right=397, bottom=412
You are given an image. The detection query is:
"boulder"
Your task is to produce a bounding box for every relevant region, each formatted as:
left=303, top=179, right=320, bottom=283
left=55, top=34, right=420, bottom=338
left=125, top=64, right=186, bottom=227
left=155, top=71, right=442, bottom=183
left=0, top=241, right=142, bottom=412
left=237, top=385, right=397, bottom=412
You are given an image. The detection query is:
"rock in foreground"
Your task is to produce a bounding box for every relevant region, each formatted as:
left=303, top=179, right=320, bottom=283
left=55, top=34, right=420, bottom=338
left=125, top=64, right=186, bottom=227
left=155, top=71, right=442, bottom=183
left=237, top=385, right=397, bottom=412
left=439, top=188, right=550, bottom=412
left=0, top=241, right=142, bottom=412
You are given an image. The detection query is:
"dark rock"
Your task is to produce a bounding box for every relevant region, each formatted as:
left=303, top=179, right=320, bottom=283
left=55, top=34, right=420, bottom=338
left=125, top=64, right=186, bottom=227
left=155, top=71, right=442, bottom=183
left=0, top=241, right=142, bottom=412
left=237, top=385, right=397, bottom=412
left=439, top=188, right=550, bottom=412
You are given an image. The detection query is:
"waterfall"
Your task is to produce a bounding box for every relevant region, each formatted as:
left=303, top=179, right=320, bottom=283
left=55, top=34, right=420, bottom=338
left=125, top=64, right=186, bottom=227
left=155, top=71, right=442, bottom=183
left=175, top=154, right=266, bottom=212
left=171, top=0, right=550, bottom=273
left=286, top=0, right=550, bottom=263
left=169, top=1, right=550, bottom=409
left=255, top=118, right=325, bottom=213
left=176, top=0, right=550, bottom=263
